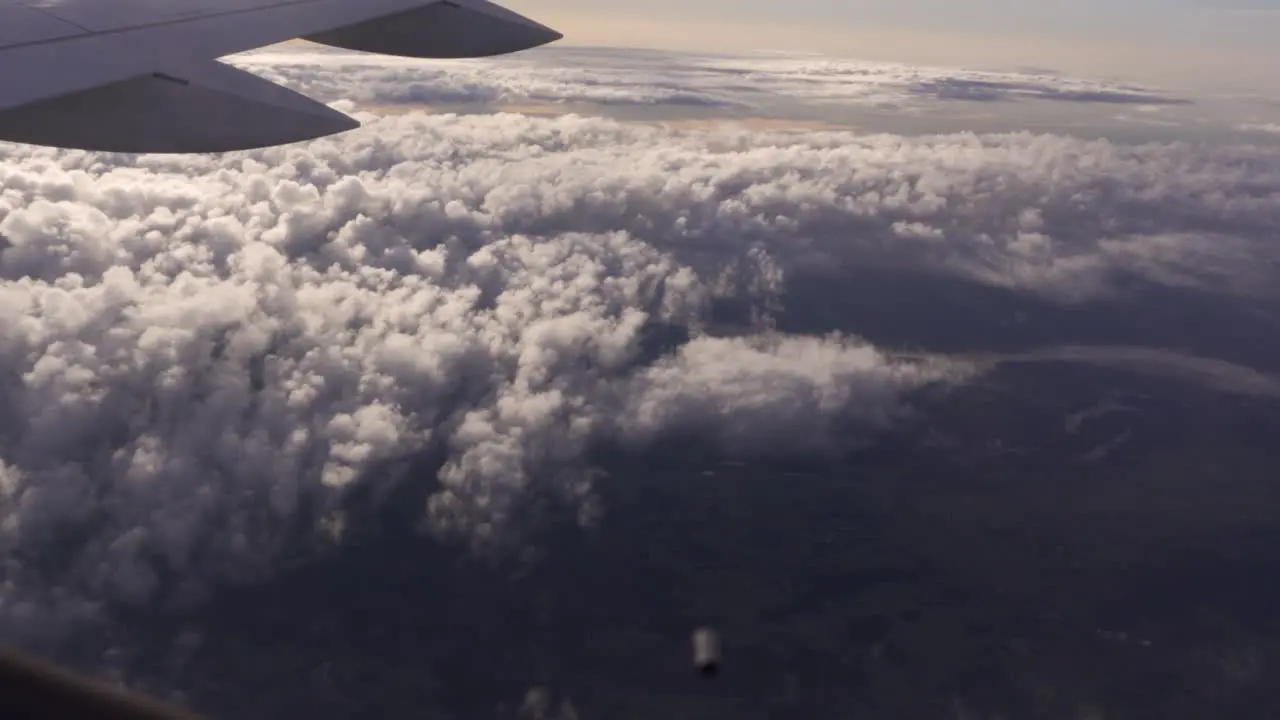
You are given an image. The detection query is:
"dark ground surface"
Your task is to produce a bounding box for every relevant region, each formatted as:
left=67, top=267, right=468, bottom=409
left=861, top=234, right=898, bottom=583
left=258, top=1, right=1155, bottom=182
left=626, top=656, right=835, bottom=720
left=61, top=354, right=1280, bottom=720
left=20, top=270, right=1280, bottom=720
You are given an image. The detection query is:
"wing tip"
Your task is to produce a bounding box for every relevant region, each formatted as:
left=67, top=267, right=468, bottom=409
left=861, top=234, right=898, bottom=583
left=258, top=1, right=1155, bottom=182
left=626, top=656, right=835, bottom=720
left=305, top=0, right=565, bottom=59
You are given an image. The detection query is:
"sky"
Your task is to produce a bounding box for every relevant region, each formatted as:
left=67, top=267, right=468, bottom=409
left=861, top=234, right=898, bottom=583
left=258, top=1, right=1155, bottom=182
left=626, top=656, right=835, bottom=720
left=505, top=0, right=1280, bottom=92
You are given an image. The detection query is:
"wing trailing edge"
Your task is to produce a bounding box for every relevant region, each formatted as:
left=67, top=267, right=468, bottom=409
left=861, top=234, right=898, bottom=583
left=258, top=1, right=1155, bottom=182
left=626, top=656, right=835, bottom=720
left=0, top=0, right=562, bottom=153
left=305, top=0, right=562, bottom=59
left=0, top=59, right=358, bottom=153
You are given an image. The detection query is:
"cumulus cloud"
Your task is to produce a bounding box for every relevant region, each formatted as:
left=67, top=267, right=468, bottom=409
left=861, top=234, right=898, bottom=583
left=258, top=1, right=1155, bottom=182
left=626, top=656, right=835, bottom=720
left=0, top=114, right=970, bottom=634
left=622, top=333, right=959, bottom=449
left=0, top=50, right=1276, bottom=639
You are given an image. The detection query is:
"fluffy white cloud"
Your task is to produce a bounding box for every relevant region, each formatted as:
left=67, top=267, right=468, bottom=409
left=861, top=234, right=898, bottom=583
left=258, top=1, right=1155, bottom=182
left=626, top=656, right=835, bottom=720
left=622, top=333, right=960, bottom=448
left=0, top=54, right=1278, bottom=637
left=0, top=113, right=973, bottom=634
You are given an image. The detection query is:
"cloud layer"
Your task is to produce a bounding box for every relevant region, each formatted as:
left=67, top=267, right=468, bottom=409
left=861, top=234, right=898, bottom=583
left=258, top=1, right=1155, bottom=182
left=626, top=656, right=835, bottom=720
left=0, top=114, right=971, bottom=636
left=2, top=49, right=1280, bottom=639
left=231, top=44, right=1191, bottom=113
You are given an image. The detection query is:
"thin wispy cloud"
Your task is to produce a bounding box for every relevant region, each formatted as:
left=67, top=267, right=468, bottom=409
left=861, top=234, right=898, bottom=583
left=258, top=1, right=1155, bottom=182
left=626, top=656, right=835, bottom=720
left=1241, top=121, right=1280, bottom=134
left=231, top=44, right=1193, bottom=112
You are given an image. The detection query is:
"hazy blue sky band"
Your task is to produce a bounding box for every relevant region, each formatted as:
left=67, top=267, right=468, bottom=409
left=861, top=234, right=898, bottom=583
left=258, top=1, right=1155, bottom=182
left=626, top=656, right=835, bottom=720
left=507, top=0, right=1280, bottom=91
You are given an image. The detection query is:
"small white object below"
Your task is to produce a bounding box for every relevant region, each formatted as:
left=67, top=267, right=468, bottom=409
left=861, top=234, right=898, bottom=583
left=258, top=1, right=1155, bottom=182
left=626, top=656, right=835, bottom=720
left=692, top=627, right=721, bottom=677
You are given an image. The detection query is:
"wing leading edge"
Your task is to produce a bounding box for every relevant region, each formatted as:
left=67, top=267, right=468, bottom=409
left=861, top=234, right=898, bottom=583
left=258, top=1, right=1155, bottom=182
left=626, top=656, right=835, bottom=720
left=0, top=0, right=562, bottom=153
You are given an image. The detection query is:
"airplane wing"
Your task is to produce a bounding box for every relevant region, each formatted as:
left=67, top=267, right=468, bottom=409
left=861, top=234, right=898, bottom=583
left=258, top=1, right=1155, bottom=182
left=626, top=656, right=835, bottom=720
left=0, top=0, right=561, bottom=153
left=0, top=645, right=205, bottom=719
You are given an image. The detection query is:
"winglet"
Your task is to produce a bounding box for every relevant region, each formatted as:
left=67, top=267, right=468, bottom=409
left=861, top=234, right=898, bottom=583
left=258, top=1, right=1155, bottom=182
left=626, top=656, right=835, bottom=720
left=305, top=0, right=563, bottom=59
